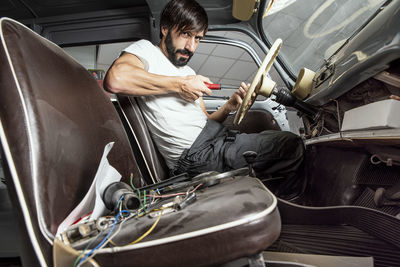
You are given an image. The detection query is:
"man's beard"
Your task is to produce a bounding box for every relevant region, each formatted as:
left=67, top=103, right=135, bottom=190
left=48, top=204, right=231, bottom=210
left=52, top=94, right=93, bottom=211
left=165, top=32, right=194, bottom=67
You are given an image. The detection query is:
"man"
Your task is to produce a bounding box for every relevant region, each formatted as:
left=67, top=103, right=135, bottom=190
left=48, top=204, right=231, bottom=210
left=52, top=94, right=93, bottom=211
left=104, top=0, right=304, bottom=195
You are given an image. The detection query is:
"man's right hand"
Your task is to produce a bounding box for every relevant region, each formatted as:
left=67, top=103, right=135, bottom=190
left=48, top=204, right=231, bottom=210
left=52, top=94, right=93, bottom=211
left=179, top=75, right=212, bottom=102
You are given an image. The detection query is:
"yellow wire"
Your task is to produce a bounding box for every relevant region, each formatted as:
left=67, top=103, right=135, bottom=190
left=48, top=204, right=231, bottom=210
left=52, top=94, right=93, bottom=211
left=127, top=211, right=163, bottom=245
left=108, top=209, right=163, bottom=246
left=109, top=239, right=117, bottom=247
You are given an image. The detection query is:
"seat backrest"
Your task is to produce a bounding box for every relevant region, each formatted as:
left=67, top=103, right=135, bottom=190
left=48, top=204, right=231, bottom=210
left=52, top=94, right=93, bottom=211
left=0, top=18, right=143, bottom=266
left=116, top=95, right=169, bottom=183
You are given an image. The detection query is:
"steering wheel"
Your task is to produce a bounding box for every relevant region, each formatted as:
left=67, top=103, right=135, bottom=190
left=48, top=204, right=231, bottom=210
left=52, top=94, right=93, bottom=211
left=234, top=39, right=283, bottom=125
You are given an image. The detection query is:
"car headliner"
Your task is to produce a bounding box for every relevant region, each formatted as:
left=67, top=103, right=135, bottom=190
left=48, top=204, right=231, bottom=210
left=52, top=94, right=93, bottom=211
left=1, top=0, right=238, bottom=28
left=1, top=0, right=241, bottom=47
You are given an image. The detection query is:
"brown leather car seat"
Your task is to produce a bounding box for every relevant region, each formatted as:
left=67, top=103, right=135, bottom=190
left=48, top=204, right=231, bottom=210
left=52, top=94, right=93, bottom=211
left=116, top=96, right=169, bottom=183
left=0, top=17, right=142, bottom=266
left=0, top=17, right=281, bottom=267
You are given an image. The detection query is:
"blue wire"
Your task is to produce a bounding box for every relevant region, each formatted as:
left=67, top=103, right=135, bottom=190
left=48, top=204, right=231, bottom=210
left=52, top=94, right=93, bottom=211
left=154, top=187, right=164, bottom=193
left=78, top=210, right=130, bottom=265
left=116, top=195, right=125, bottom=210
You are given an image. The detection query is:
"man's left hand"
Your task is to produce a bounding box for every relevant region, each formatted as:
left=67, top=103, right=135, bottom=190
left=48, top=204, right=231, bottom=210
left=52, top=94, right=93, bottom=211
left=225, top=82, right=252, bottom=112
left=204, top=82, right=256, bottom=122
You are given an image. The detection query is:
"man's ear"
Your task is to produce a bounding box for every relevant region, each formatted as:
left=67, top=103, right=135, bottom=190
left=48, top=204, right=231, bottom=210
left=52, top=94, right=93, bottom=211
left=161, top=26, right=168, bottom=38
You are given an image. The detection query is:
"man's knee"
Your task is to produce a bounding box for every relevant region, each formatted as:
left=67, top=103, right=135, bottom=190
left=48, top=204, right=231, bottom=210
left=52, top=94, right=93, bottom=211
left=259, top=130, right=304, bottom=158
left=275, top=131, right=304, bottom=159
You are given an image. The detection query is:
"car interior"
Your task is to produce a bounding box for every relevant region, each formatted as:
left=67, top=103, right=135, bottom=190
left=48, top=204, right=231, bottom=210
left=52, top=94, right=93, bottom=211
left=1, top=0, right=400, bottom=266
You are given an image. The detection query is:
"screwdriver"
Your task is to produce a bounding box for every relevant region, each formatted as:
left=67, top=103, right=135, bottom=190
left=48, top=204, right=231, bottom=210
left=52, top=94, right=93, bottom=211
left=205, top=83, right=239, bottom=90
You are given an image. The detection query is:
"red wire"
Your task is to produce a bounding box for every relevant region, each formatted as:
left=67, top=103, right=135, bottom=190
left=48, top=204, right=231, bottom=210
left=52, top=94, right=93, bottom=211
left=72, top=211, right=93, bottom=225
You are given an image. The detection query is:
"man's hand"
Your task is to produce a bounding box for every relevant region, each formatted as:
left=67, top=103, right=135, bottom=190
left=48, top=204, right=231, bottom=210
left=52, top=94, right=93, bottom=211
left=224, top=82, right=253, bottom=112
left=179, top=75, right=212, bottom=102
left=203, top=82, right=255, bottom=123
left=390, top=95, right=400, bottom=101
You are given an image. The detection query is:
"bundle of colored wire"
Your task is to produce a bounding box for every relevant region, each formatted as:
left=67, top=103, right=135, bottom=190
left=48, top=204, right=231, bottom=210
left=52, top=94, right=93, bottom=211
left=130, top=173, right=146, bottom=210
left=93, top=208, right=164, bottom=248
left=72, top=228, right=105, bottom=267
left=75, top=210, right=130, bottom=266
left=147, top=183, right=203, bottom=198
left=86, top=213, right=130, bottom=261
left=74, top=173, right=180, bottom=265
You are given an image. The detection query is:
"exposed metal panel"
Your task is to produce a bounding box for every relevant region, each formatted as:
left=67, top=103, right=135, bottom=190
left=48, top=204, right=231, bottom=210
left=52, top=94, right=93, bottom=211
left=1, top=0, right=151, bottom=45
left=1, top=0, right=148, bottom=19
left=0, top=0, right=34, bottom=20
left=23, top=7, right=150, bottom=45
left=43, top=17, right=150, bottom=46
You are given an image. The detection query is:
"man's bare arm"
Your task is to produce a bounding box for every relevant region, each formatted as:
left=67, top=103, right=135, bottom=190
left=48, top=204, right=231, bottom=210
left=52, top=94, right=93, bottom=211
left=104, top=53, right=212, bottom=102
left=200, top=82, right=251, bottom=123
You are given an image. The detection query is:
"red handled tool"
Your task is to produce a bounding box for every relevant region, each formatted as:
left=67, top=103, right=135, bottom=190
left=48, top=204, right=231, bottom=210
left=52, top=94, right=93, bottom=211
left=205, top=83, right=239, bottom=90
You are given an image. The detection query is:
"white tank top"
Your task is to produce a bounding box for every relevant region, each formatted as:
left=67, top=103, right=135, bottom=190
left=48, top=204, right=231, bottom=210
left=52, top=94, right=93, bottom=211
left=123, top=40, right=207, bottom=169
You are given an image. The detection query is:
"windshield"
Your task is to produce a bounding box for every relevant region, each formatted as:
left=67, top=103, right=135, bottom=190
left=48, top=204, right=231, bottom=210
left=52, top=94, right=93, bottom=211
left=261, top=0, right=386, bottom=76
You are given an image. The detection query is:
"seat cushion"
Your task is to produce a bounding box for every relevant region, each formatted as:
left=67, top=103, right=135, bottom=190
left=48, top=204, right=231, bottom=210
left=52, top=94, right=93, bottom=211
left=61, top=175, right=280, bottom=266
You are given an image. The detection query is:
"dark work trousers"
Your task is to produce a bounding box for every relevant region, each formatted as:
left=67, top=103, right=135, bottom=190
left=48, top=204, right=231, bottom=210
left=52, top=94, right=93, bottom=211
left=172, top=120, right=305, bottom=194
